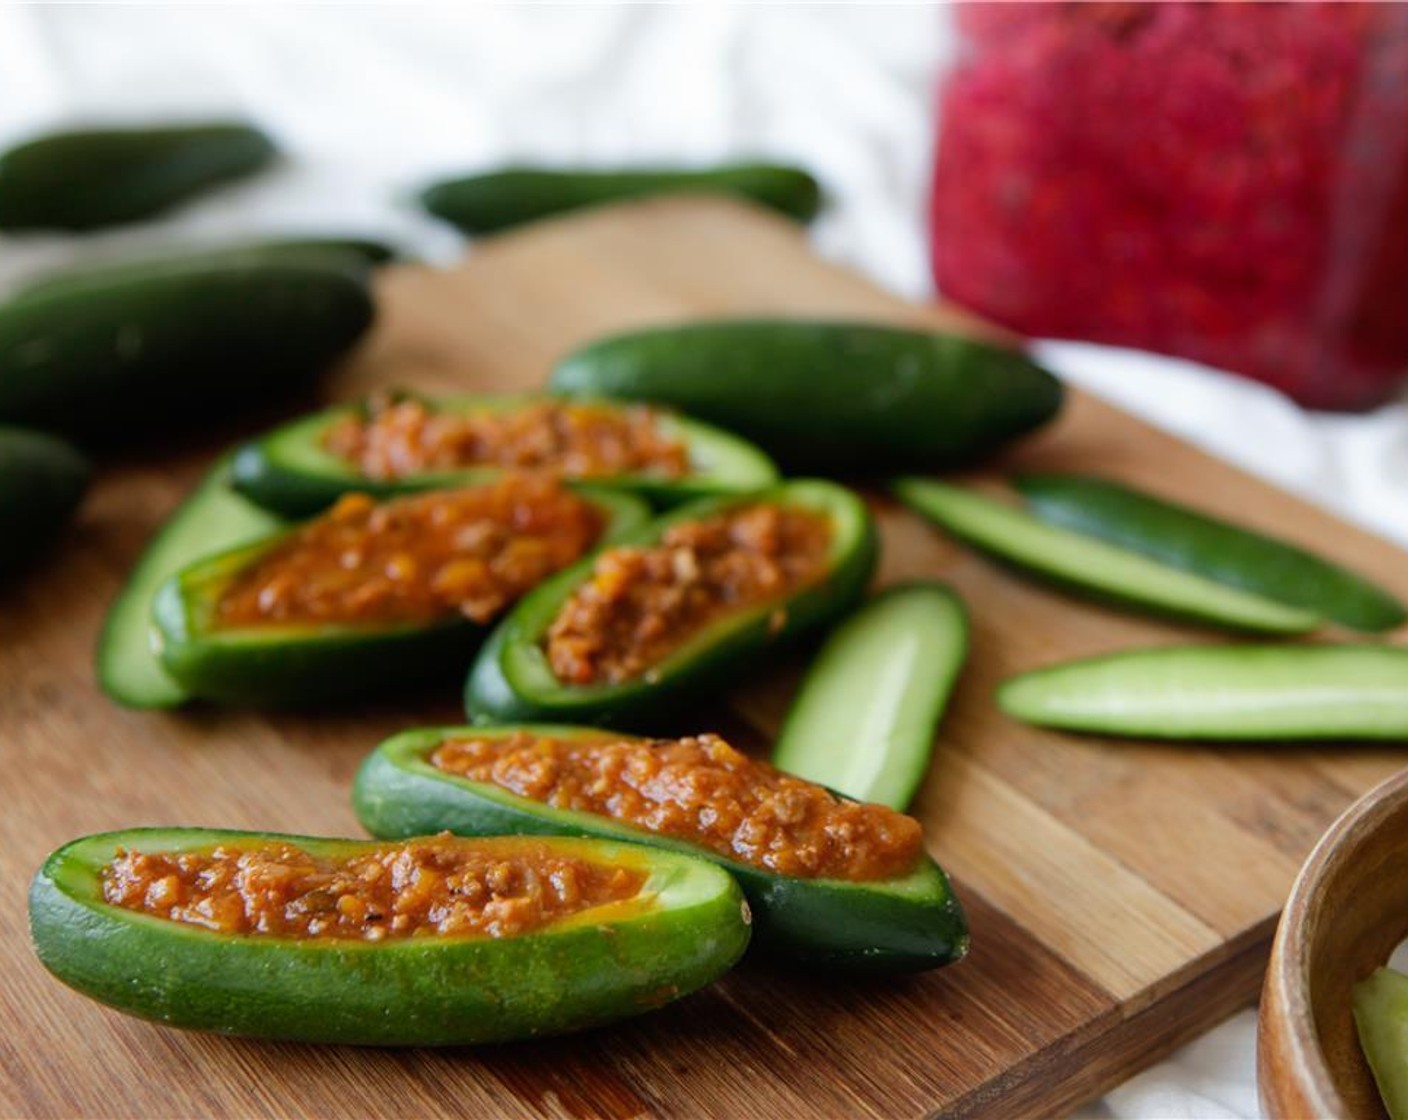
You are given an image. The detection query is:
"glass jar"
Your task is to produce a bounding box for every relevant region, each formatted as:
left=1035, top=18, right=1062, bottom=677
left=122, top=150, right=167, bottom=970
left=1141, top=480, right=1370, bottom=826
left=930, top=2, right=1408, bottom=410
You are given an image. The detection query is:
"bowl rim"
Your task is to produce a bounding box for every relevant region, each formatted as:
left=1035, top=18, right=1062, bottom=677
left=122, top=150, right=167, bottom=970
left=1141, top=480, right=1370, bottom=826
left=1259, top=764, right=1408, bottom=1118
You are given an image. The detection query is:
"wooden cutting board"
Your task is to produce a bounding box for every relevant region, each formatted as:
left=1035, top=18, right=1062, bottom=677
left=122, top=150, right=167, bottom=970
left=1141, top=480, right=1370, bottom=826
left=4, top=196, right=1406, bottom=1119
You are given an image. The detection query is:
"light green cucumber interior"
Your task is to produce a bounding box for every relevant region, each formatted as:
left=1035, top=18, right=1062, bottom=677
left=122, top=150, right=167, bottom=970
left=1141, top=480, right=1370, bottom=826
left=97, top=461, right=285, bottom=707
left=895, top=478, right=1319, bottom=635
left=1000, top=645, right=1408, bottom=740
left=772, top=582, right=967, bottom=809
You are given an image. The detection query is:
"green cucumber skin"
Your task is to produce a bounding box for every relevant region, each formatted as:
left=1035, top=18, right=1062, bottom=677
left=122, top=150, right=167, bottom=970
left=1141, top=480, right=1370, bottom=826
left=550, top=320, right=1063, bottom=473
left=29, top=828, right=750, bottom=1046
left=1000, top=645, right=1408, bottom=741
left=1016, top=473, right=1407, bottom=634
left=0, top=259, right=375, bottom=443
left=771, top=582, right=968, bottom=811
left=15, top=238, right=397, bottom=303
left=464, top=480, right=878, bottom=731
left=230, top=395, right=780, bottom=518
left=153, top=577, right=484, bottom=709
left=0, top=124, right=276, bottom=231
left=153, top=490, right=649, bottom=709
left=894, top=478, right=1320, bottom=637
left=354, top=728, right=968, bottom=974
left=421, top=164, right=822, bottom=234
left=96, top=460, right=286, bottom=709
left=0, top=426, right=89, bottom=580
left=1354, top=967, right=1408, bottom=1120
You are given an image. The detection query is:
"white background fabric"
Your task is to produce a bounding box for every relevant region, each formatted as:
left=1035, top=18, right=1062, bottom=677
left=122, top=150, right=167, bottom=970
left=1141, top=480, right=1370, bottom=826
left=5, top=6, right=1404, bottom=1117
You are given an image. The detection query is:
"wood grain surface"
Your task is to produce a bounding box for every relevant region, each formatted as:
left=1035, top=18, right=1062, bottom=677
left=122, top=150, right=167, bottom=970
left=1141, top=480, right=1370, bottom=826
left=4, top=196, right=1407, bottom=1119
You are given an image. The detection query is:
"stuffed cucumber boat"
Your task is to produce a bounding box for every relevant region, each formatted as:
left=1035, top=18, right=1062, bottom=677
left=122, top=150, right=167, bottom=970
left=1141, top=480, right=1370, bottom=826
left=465, top=479, right=877, bottom=729
left=29, top=828, right=749, bottom=1045
left=231, top=391, right=778, bottom=517
left=152, top=475, right=648, bottom=707
left=355, top=725, right=968, bottom=973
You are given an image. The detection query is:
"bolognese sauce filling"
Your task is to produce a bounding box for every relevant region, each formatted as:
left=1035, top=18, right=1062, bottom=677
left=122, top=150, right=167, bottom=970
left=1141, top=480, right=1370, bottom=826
left=214, top=474, right=602, bottom=629
left=100, top=835, right=647, bottom=941
left=544, top=503, right=833, bottom=686
left=323, top=394, right=691, bottom=482
left=431, top=732, right=924, bottom=882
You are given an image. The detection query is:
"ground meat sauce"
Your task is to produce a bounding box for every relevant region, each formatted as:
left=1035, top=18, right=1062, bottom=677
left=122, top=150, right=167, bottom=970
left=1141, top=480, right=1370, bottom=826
left=215, top=474, right=602, bottom=629
left=431, top=732, right=924, bottom=882
left=324, top=395, right=691, bottom=481
left=100, top=835, right=647, bottom=941
left=545, top=503, right=832, bottom=686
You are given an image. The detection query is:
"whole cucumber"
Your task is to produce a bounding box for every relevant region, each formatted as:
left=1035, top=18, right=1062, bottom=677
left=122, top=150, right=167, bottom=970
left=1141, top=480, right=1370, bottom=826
left=551, top=320, right=1063, bottom=472
left=0, top=122, right=276, bottom=231
left=421, top=163, right=822, bottom=234
left=0, top=426, right=89, bottom=579
left=0, top=258, right=375, bottom=443
left=14, top=236, right=397, bottom=303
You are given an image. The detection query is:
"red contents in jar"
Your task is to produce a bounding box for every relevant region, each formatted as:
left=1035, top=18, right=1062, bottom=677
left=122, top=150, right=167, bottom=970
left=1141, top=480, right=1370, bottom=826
left=931, top=3, right=1408, bottom=410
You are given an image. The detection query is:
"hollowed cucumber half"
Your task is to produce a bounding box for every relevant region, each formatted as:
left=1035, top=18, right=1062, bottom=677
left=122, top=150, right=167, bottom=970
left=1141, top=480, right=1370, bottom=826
left=230, top=393, right=778, bottom=517
left=355, top=724, right=968, bottom=974
left=152, top=487, right=649, bottom=708
left=465, top=480, right=878, bottom=731
left=30, top=827, right=750, bottom=1046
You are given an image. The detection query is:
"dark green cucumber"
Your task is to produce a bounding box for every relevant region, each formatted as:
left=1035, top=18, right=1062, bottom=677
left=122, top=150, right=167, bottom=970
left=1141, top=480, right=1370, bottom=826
left=550, top=320, right=1063, bottom=472
left=230, top=393, right=779, bottom=517
left=97, top=459, right=286, bottom=709
left=420, top=163, right=822, bottom=234
left=354, top=726, right=967, bottom=973
left=30, top=828, right=749, bottom=1045
left=894, top=478, right=1320, bottom=636
left=0, top=257, right=375, bottom=442
left=152, top=489, right=649, bottom=708
left=0, top=123, right=276, bottom=231
left=771, top=582, right=967, bottom=810
left=999, top=645, right=1408, bottom=740
left=1354, top=967, right=1408, bottom=1120
left=0, top=426, right=89, bottom=580
left=15, top=236, right=398, bottom=302
left=1016, top=473, right=1406, bottom=634
left=465, top=480, right=878, bottom=730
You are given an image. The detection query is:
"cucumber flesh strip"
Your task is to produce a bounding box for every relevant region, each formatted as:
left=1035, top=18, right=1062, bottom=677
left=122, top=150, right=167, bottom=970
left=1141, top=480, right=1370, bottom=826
left=1000, top=645, right=1408, bottom=740
left=893, top=478, right=1319, bottom=636
left=96, top=462, right=284, bottom=708
left=1356, top=967, right=1408, bottom=1120
left=772, top=583, right=967, bottom=810
left=1017, top=473, right=1406, bottom=634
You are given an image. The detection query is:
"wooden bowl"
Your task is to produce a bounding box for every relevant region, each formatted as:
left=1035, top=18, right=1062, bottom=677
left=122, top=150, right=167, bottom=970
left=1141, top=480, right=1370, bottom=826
left=1259, top=765, right=1408, bottom=1118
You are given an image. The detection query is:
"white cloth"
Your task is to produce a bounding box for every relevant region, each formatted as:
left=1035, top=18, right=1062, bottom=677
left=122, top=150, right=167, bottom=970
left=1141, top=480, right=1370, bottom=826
left=6, top=7, right=1404, bottom=1117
